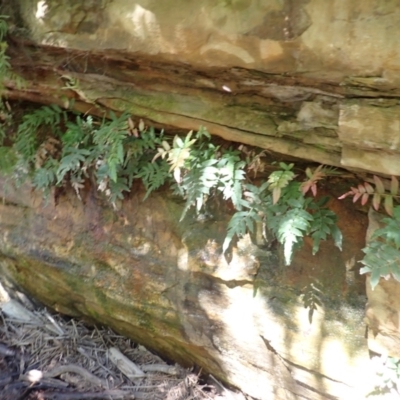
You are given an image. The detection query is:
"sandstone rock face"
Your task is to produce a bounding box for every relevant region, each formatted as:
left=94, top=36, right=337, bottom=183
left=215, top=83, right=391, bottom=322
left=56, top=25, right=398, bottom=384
left=366, top=277, right=400, bottom=359
left=364, top=209, right=400, bottom=359
left=2, top=1, right=400, bottom=398
left=0, top=177, right=372, bottom=399
left=338, top=102, right=400, bottom=176
left=3, top=0, right=400, bottom=176
left=18, top=0, right=400, bottom=79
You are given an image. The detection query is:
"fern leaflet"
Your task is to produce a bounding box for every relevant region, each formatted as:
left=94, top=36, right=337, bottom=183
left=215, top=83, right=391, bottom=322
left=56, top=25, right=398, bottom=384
left=56, top=147, right=91, bottom=184
left=32, top=158, right=58, bottom=192
left=309, top=203, right=342, bottom=254
left=361, top=241, right=400, bottom=289
left=135, top=160, right=170, bottom=200
left=268, top=162, right=295, bottom=204
left=223, top=209, right=261, bottom=252
left=361, top=206, right=400, bottom=289
left=274, top=208, right=313, bottom=265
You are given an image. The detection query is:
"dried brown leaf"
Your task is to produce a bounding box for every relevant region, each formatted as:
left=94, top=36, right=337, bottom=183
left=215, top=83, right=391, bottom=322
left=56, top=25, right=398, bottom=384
left=361, top=192, right=369, bottom=206
left=364, top=182, right=374, bottom=194
left=372, top=193, right=381, bottom=211
left=301, top=167, right=325, bottom=197
left=353, top=191, right=362, bottom=203
left=311, top=183, right=317, bottom=197
left=301, top=181, right=312, bottom=195
left=358, top=184, right=366, bottom=194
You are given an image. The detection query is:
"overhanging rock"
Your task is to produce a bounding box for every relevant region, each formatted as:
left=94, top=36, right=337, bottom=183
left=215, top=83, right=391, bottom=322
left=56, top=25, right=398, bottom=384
left=2, top=0, right=400, bottom=176
left=1, top=1, right=399, bottom=398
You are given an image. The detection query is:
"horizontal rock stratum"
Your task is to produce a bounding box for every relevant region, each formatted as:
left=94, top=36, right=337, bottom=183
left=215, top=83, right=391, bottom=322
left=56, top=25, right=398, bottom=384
left=1, top=1, right=399, bottom=399
left=0, top=178, right=370, bottom=400
left=2, top=0, right=400, bottom=176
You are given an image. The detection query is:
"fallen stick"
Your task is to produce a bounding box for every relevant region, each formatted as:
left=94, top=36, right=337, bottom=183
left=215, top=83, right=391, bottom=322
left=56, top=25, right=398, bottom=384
left=20, top=371, right=69, bottom=388
left=141, top=363, right=179, bottom=375
left=42, top=309, right=65, bottom=336
left=108, top=347, right=145, bottom=380
left=44, top=364, right=108, bottom=388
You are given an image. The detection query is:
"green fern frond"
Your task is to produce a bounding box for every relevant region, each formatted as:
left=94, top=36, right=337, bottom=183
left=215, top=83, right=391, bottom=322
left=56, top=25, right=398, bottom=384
left=135, top=160, right=170, bottom=200
left=361, top=241, right=400, bottom=289
left=93, top=112, right=130, bottom=182
left=56, top=147, right=91, bottom=184
left=0, top=147, right=16, bottom=174
left=14, top=122, right=39, bottom=162
left=216, top=152, right=246, bottom=209
left=268, top=162, right=296, bottom=204
left=179, top=164, right=213, bottom=220
left=223, top=209, right=261, bottom=252
left=108, top=177, right=130, bottom=205
left=62, top=116, right=92, bottom=147
left=195, top=126, right=211, bottom=140
left=372, top=208, right=400, bottom=247
left=275, top=208, right=313, bottom=265
left=32, top=158, right=58, bottom=192
left=15, top=105, right=66, bottom=161
left=361, top=206, right=400, bottom=289
left=309, top=206, right=342, bottom=254
left=0, top=15, right=8, bottom=42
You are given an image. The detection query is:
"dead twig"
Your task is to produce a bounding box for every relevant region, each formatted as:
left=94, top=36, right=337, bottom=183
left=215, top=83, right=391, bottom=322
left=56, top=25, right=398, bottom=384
left=44, top=364, right=107, bottom=388
left=141, top=363, right=179, bottom=376
left=108, top=347, right=145, bottom=380
left=0, top=299, right=228, bottom=400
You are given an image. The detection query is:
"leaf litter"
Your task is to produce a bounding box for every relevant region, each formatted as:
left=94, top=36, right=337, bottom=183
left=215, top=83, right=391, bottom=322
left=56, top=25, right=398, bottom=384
left=0, top=300, right=248, bottom=400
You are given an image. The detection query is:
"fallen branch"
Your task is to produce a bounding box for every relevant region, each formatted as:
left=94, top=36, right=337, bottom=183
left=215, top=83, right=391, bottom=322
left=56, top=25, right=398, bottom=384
left=20, top=371, right=69, bottom=388
left=108, top=347, right=145, bottom=380
left=141, top=363, right=179, bottom=376
left=44, top=364, right=107, bottom=388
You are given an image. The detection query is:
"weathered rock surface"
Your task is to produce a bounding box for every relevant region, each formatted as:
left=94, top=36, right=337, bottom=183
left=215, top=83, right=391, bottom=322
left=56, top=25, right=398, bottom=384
left=15, top=0, right=400, bottom=79
left=365, top=209, right=400, bottom=359
left=1, top=1, right=400, bottom=398
left=3, top=0, right=400, bottom=176
left=0, top=177, right=372, bottom=399
left=366, top=277, right=400, bottom=359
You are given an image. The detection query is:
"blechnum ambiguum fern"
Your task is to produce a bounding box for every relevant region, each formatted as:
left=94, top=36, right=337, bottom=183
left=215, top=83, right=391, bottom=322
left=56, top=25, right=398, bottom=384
left=0, top=14, right=12, bottom=145
left=223, top=163, right=342, bottom=264
left=0, top=10, right=395, bottom=285
left=4, top=105, right=171, bottom=205
left=154, top=128, right=246, bottom=220
left=0, top=104, right=342, bottom=264
left=0, top=14, right=24, bottom=147
left=153, top=131, right=341, bottom=264
left=337, top=173, right=400, bottom=290
left=0, top=13, right=343, bottom=266
left=360, top=206, right=400, bottom=290
left=0, top=1, right=344, bottom=264
left=0, top=15, right=24, bottom=94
